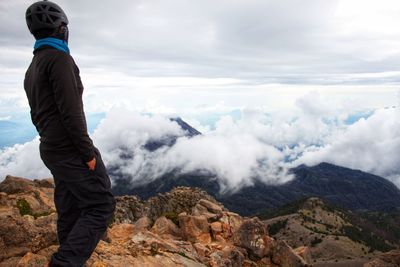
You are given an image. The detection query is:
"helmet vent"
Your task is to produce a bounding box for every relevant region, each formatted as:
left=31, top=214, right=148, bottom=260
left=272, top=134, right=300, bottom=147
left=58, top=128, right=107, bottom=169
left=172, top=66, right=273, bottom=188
left=49, top=15, right=58, bottom=23
left=48, top=7, right=60, bottom=13
left=44, top=16, right=51, bottom=24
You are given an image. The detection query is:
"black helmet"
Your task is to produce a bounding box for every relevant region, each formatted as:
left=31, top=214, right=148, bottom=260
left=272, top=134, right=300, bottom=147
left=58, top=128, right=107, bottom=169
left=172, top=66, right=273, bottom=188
left=26, top=0, right=68, bottom=34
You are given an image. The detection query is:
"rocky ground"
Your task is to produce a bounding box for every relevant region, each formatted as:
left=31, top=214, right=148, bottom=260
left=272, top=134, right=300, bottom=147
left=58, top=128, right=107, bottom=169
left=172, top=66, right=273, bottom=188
left=0, top=175, right=397, bottom=267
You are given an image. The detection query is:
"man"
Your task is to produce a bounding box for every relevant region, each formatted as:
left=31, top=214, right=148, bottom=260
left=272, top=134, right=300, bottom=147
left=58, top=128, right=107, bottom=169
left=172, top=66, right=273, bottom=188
left=24, top=1, right=116, bottom=266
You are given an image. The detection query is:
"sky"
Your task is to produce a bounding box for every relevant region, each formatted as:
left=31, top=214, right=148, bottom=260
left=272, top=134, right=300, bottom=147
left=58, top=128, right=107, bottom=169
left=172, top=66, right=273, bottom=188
left=0, top=0, right=400, bottom=190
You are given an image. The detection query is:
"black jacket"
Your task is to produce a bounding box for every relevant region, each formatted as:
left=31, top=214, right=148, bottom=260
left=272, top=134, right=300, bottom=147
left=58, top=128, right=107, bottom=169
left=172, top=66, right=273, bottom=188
left=24, top=47, right=95, bottom=162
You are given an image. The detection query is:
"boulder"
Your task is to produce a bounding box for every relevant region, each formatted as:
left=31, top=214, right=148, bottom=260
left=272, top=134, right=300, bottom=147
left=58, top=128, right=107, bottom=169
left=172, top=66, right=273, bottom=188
left=113, top=195, right=147, bottom=224
left=233, top=217, right=272, bottom=258
left=0, top=176, right=36, bottom=194
left=179, top=214, right=211, bottom=243
left=151, top=216, right=181, bottom=238
left=134, top=216, right=152, bottom=232
left=193, top=242, right=211, bottom=259
left=220, top=211, right=243, bottom=234
left=294, top=246, right=312, bottom=264
left=210, top=221, right=223, bottom=239
left=0, top=211, right=57, bottom=261
left=192, top=203, right=220, bottom=222
left=198, top=199, right=223, bottom=215
left=0, top=179, right=57, bottom=262
left=271, top=240, right=309, bottom=267
left=209, top=246, right=245, bottom=267
left=33, top=178, right=54, bottom=189
left=17, top=252, right=47, bottom=267
left=107, top=223, right=135, bottom=244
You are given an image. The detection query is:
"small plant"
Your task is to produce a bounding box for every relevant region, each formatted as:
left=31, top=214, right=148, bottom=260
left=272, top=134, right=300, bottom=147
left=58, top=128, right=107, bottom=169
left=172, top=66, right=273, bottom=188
left=268, top=219, right=288, bottom=236
left=310, top=236, right=323, bottom=247
left=16, top=198, right=32, bottom=216
left=33, top=210, right=53, bottom=219
left=108, top=214, right=116, bottom=228
left=16, top=198, right=54, bottom=219
left=163, top=212, right=179, bottom=226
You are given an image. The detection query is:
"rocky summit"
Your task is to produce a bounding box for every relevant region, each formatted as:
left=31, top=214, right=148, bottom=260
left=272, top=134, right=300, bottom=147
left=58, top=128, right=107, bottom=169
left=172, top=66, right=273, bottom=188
left=0, top=175, right=312, bottom=267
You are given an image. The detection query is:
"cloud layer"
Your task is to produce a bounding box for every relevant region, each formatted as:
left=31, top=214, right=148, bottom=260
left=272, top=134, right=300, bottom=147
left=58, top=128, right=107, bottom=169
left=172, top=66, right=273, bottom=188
left=1, top=93, right=399, bottom=191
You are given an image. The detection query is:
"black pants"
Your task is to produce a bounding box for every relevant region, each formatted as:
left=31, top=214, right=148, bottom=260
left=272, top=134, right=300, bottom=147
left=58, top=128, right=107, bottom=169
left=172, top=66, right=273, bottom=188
left=40, top=145, right=116, bottom=267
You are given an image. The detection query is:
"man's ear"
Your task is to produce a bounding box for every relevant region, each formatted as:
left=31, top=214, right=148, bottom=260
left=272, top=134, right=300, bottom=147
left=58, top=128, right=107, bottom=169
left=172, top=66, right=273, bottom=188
left=59, top=25, right=67, bottom=34
left=54, top=24, right=69, bottom=43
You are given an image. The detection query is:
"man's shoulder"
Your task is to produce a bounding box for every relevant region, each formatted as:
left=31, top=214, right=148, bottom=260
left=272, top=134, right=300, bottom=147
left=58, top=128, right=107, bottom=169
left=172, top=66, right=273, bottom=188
left=37, top=47, right=75, bottom=64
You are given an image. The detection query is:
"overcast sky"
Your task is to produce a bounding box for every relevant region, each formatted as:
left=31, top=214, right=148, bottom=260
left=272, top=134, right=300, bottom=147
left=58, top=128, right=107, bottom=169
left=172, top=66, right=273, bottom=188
left=1, top=0, right=400, bottom=189
left=1, top=0, right=400, bottom=116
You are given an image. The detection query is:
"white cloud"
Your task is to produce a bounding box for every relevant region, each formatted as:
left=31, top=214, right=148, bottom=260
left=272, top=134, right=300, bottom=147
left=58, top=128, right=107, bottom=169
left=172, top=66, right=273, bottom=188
left=0, top=137, right=51, bottom=180
left=293, top=107, right=400, bottom=184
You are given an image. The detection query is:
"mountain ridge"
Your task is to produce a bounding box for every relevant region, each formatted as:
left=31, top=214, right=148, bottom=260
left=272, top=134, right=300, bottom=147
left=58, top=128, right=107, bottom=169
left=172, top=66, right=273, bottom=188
left=112, top=162, right=400, bottom=216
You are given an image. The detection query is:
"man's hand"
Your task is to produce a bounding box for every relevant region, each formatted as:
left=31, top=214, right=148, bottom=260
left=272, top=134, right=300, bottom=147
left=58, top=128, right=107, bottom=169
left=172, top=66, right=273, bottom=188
left=86, top=157, right=96, bottom=171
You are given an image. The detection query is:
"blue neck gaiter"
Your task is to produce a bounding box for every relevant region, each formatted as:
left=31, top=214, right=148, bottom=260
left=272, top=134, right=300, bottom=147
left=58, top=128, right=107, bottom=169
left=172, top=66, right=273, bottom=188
left=34, top=37, right=70, bottom=54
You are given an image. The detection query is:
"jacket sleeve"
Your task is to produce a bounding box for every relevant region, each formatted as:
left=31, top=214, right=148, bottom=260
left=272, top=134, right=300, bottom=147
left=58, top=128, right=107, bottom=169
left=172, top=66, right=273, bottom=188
left=48, top=52, right=95, bottom=162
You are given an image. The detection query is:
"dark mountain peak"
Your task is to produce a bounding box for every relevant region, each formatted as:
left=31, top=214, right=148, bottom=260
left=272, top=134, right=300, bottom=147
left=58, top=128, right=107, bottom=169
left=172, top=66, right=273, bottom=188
left=169, top=117, right=201, bottom=137
left=143, top=117, right=201, bottom=152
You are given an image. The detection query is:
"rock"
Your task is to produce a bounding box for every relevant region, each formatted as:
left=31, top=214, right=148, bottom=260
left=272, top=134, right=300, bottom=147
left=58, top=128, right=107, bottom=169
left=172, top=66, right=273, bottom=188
left=209, top=251, right=230, bottom=267
left=221, top=246, right=246, bottom=267
left=0, top=176, right=55, bottom=216
left=114, top=195, right=147, bottom=224
left=36, top=245, right=58, bottom=259
left=0, top=211, right=57, bottom=261
left=364, top=249, right=400, bottom=267
left=271, top=240, right=309, bottom=267
left=193, top=242, right=211, bottom=258
left=114, top=187, right=222, bottom=225
left=107, top=223, right=135, bottom=244
left=294, top=246, right=312, bottom=264
left=210, top=222, right=223, bottom=239
left=33, top=178, right=54, bottom=188
left=0, top=183, right=57, bottom=262
left=0, top=176, right=36, bottom=194
left=220, top=211, right=243, bottom=234
left=17, top=252, right=47, bottom=267
left=256, top=257, right=279, bottom=267
left=0, top=257, right=22, bottom=267
left=209, top=247, right=245, bottom=267
left=243, top=259, right=261, bottom=267
left=198, top=199, right=223, bottom=215
left=192, top=199, right=224, bottom=223
left=179, top=214, right=211, bottom=243
left=233, top=217, right=271, bottom=258
left=146, top=187, right=219, bottom=222
left=134, top=216, right=152, bottom=232
left=151, top=216, right=181, bottom=239
left=126, top=230, right=201, bottom=264
left=192, top=203, right=220, bottom=222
